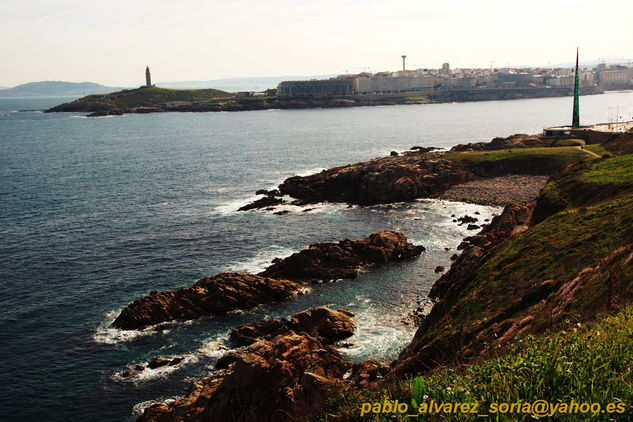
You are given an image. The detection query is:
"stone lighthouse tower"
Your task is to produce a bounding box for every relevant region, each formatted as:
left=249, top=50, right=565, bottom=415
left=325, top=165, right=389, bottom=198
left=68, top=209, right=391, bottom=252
left=145, top=66, right=152, bottom=87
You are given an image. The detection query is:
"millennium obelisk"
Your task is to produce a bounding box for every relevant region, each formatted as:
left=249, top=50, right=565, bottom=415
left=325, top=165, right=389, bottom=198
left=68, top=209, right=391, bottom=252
left=572, top=48, right=580, bottom=128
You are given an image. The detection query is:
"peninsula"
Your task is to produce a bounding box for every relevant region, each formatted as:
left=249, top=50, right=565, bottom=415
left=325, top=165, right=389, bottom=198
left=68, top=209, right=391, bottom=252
left=46, top=85, right=602, bottom=116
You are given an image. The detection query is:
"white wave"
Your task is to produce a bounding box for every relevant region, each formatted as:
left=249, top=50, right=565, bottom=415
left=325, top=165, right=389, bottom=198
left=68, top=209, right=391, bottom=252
left=212, top=168, right=326, bottom=215
left=226, top=245, right=296, bottom=274
left=255, top=202, right=345, bottom=216
left=92, top=309, right=163, bottom=345
left=292, top=167, right=326, bottom=177
left=212, top=194, right=260, bottom=215
left=113, top=332, right=230, bottom=384
left=336, top=304, right=416, bottom=362
left=92, top=308, right=202, bottom=345
left=132, top=397, right=181, bottom=417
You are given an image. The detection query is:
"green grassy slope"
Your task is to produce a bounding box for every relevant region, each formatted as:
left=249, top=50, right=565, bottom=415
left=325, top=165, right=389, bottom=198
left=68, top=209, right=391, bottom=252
left=76, top=86, right=234, bottom=107
left=321, top=307, right=633, bottom=421
left=317, top=148, right=633, bottom=421
left=443, top=147, right=589, bottom=176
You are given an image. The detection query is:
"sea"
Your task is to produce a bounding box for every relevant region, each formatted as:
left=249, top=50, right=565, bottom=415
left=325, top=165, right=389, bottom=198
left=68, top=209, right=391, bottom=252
left=1, top=91, right=632, bottom=421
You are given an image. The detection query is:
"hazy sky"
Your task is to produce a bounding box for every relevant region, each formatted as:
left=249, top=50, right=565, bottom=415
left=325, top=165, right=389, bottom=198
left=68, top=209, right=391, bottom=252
left=1, top=0, right=632, bottom=87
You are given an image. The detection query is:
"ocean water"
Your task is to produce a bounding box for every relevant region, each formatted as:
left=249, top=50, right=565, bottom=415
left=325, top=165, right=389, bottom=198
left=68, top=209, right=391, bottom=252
left=1, top=92, right=632, bottom=421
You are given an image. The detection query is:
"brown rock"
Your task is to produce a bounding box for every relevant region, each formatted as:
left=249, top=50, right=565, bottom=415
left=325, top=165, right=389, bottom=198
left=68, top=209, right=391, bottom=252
left=230, top=307, right=355, bottom=347
left=238, top=195, right=285, bottom=211
left=169, top=357, right=184, bottom=366
left=138, top=334, right=350, bottom=422
left=229, top=319, right=289, bottom=347
left=148, top=358, right=171, bottom=369
left=248, top=151, right=474, bottom=207
left=258, top=231, right=424, bottom=282
left=112, top=273, right=302, bottom=330
left=115, top=232, right=420, bottom=330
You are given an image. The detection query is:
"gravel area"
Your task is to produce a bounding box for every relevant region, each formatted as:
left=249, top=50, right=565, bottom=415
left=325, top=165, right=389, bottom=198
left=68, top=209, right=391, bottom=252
left=438, top=175, right=551, bottom=206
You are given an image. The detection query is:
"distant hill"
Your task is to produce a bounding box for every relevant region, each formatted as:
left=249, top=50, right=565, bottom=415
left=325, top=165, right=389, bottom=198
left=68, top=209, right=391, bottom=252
left=157, top=75, right=336, bottom=92
left=47, top=86, right=235, bottom=114
left=0, top=81, right=126, bottom=97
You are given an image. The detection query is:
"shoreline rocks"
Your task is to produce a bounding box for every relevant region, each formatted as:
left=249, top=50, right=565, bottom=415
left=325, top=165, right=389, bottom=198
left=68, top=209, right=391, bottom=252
left=138, top=306, right=357, bottom=422
left=229, top=307, right=355, bottom=347
left=395, top=202, right=536, bottom=375
left=114, top=231, right=423, bottom=330
left=258, top=231, right=425, bottom=282
left=112, top=273, right=302, bottom=330
left=239, top=145, right=561, bottom=211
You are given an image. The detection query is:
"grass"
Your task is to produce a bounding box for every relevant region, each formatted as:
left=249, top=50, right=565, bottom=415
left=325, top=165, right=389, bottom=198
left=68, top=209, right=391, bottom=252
left=603, top=133, right=633, bottom=156
left=536, top=154, right=633, bottom=214
left=444, top=146, right=586, bottom=165
left=585, top=144, right=608, bottom=156
left=445, top=191, right=633, bottom=334
left=74, top=86, right=234, bottom=108
left=319, top=307, right=633, bottom=421
left=579, top=154, right=633, bottom=185
left=442, top=146, right=591, bottom=178
left=553, top=138, right=585, bottom=147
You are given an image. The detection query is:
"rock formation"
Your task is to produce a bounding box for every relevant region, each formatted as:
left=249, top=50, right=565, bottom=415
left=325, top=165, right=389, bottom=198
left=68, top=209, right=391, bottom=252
left=114, top=232, right=423, bottom=330
left=258, top=231, right=425, bottom=282
left=229, top=307, right=355, bottom=347
left=275, top=152, right=472, bottom=206
left=395, top=202, right=536, bottom=374
left=451, top=133, right=553, bottom=151
left=138, top=307, right=356, bottom=422
left=112, top=273, right=302, bottom=330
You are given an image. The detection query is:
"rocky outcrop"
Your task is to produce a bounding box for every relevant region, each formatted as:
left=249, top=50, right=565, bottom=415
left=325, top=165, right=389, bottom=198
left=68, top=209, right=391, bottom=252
left=238, top=195, right=286, bottom=211
left=451, top=134, right=554, bottom=152
left=258, top=231, right=425, bottom=282
left=138, top=309, right=355, bottom=422
left=239, top=143, right=566, bottom=211
left=114, top=232, right=422, bottom=330
left=428, top=202, right=534, bottom=302
left=272, top=152, right=472, bottom=206
left=395, top=202, right=536, bottom=374
left=229, top=307, right=355, bottom=347
left=112, top=273, right=302, bottom=330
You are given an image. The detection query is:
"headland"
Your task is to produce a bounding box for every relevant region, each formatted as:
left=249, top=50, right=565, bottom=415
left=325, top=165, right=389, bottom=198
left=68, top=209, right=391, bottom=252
left=45, top=85, right=603, bottom=116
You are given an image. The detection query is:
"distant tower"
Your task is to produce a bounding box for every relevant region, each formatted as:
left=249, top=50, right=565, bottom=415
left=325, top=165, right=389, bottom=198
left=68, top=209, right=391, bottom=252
left=145, top=66, right=152, bottom=87
left=572, top=48, right=580, bottom=128
left=401, top=55, right=407, bottom=71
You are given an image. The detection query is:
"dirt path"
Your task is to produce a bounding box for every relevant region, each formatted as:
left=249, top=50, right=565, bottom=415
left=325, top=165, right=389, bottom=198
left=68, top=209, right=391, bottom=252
left=577, top=146, right=601, bottom=158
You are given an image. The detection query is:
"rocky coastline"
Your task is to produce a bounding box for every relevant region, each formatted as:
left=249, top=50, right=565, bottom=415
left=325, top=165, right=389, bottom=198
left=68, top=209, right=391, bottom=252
left=113, top=231, right=424, bottom=330
left=129, top=131, right=623, bottom=421
left=138, top=307, right=359, bottom=422
left=133, top=203, right=534, bottom=421
left=238, top=134, right=573, bottom=211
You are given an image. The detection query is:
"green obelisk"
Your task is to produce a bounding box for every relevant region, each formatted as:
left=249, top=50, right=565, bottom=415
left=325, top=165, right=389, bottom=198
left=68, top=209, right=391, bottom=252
left=572, top=47, right=580, bottom=128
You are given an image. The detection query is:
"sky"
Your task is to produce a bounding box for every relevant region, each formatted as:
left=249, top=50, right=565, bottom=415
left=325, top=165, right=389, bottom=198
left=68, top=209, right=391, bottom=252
left=1, top=0, right=632, bottom=87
